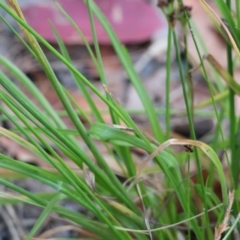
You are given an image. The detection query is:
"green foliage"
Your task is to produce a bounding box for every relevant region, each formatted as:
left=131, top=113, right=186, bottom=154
left=0, top=0, right=238, bottom=239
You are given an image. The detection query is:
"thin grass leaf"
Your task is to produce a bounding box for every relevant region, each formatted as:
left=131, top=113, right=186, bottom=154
left=0, top=179, right=110, bottom=238
left=50, top=23, right=104, bottom=123
left=0, top=3, right=125, bottom=123
left=183, top=6, right=233, bottom=195
left=165, top=26, right=172, bottom=139
left=200, top=0, right=240, bottom=60
left=0, top=55, right=87, bottom=153
left=89, top=123, right=202, bottom=235
left=87, top=1, right=165, bottom=142
left=54, top=2, right=99, bottom=71
left=85, top=0, right=107, bottom=85
left=0, top=4, right=148, bottom=208
left=0, top=192, right=57, bottom=205
left=26, top=193, right=63, bottom=240
left=205, top=54, right=240, bottom=95
left=173, top=28, right=207, bottom=237
left=0, top=73, right=137, bottom=209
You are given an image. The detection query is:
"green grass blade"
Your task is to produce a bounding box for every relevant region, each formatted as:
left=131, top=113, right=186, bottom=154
left=165, top=26, right=172, bottom=139
left=0, top=55, right=67, bottom=128
left=26, top=193, right=63, bottom=240
left=50, top=23, right=104, bottom=123
left=87, top=1, right=165, bottom=142
left=85, top=0, right=107, bottom=85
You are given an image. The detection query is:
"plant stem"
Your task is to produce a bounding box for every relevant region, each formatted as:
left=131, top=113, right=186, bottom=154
left=173, top=30, right=206, bottom=238
left=226, top=0, right=237, bottom=189
left=165, top=25, right=172, bottom=139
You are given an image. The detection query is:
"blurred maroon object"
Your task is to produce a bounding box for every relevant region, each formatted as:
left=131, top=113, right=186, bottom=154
left=22, top=0, right=166, bottom=44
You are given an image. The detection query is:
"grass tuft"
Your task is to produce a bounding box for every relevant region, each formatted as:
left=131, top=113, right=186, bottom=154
left=0, top=0, right=238, bottom=239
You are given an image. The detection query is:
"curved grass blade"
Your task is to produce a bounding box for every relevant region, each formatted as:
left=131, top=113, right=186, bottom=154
left=89, top=123, right=203, bottom=236
left=137, top=138, right=228, bottom=207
